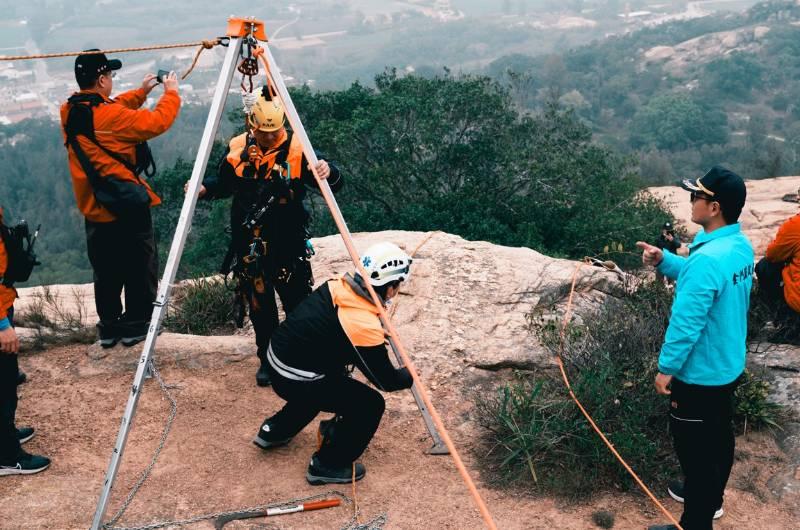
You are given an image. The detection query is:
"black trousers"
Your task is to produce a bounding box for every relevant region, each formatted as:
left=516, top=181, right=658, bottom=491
left=669, top=377, right=739, bottom=530
left=0, top=307, right=19, bottom=463
left=265, top=361, right=385, bottom=467
left=247, top=260, right=311, bottom=359
left=85, top=211, right=158, bottom=326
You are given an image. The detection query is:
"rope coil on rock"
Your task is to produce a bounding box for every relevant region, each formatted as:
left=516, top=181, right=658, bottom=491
left=559, top=260, right=683, bottom=529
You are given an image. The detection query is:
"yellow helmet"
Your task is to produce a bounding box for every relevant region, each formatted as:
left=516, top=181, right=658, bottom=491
left=248, top=92, right=285, bottom=132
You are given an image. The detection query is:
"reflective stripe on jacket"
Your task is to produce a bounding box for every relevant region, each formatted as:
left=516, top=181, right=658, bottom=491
left=60, top=88, right=181, bottom=222
left=657, top=223, right=754, bottom=386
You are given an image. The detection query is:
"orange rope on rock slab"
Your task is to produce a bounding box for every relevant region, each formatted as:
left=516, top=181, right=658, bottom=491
left=558, top=260, right=684, bottom=530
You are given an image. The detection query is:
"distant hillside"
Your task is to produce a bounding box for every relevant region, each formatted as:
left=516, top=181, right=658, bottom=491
left=486, top=1, right=800, bottom=183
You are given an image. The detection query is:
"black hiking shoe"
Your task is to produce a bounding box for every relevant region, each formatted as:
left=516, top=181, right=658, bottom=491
left=306, top=453, right=365, bottom=485
left=0, top=451, right=51, bottom=476
left=667, top=479, right=685, bottom=502
left=119, top=320, right=149, bottom=347
left=255, top=362, right=271, bottom=387
left=97, top=321, right=119, bottom=349
left=667, top=480, right=724, bottom=519
left=16, top=427, right=34, bottom=444
left=647, top=525, right=678, bottom=530
left=252, top=421, right=291, bottom=450
left=16, top=370, right=27, bottom=385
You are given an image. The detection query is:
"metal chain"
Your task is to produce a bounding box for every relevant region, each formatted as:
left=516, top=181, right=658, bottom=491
left=103, top=360, right=179, bottom=528
left=342, top=513, right=388, bottom=530
left=101, top=360, right=388, bottom=530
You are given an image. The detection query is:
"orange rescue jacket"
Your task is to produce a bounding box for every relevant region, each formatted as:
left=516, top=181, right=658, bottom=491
left=0, top=208, right=17, bottom=321
left=765, top=213, right=800, bottom=312
left=60, top=87, right=181, bottom=223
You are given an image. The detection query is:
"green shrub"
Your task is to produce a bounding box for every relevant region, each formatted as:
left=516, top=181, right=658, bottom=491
left=477, top=278, right=784, bottom=498
left=592, top=510, right=615, bottom=529
left=163, top=276, right=237, bottom=336
left=14, top=286, right=95, bottom=351
left=477, top=278, right=676, bottom=497
left=734, top=369, right=783, bottom=434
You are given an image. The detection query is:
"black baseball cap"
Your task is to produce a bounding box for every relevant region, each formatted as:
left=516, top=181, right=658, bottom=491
left=681, top=165, right=746, bottom=221
left=75, top=49, right=122, bottom=84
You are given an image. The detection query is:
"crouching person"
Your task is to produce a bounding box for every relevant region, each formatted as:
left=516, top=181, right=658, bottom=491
left=252, top=242, right=414, bottom=485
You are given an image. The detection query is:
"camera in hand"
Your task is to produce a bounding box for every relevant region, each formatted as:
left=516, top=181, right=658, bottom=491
left=156, top=69, right=170, bottom=84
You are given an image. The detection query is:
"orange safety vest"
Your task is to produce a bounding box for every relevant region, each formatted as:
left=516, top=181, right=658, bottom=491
left=226, top=131, right=304, bottom=184
left=327, top=276, right=385, bottom=348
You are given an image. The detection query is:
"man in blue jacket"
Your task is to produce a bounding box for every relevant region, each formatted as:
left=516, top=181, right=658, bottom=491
left=637, top=166, right=753, bottom=530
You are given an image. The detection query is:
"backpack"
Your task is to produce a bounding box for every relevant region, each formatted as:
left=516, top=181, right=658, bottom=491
left=0, top=221, right=40, bottom=287
left=64, top=93, right=157, bottom=217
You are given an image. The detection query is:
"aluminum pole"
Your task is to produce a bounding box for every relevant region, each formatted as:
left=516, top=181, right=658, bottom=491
left=90, top=38, right=241, bottom=530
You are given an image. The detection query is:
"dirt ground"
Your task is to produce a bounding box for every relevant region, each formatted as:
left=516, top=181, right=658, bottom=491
left=1, top=344, right=798, bottom=530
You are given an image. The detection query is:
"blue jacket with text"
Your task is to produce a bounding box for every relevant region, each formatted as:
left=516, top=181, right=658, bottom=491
left=657, top=223, right=754, bottom=386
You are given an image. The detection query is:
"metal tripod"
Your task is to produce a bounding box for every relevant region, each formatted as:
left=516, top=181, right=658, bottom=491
left=91, top=17, right=447, bottom=530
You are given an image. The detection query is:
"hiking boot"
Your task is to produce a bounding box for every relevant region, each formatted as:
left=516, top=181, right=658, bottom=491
left=306, top=453, right=366, bottom=485
left=16, top=427, right=34, bottom=444
left=97, top=321, right=119, bottom=349
left=647, top=526, right=678, bottom=530
left=16, top=370, right=27, bottom=385
left=0, top=451, right=51, bottom=476
left=667, top=480, right=724, bottom=519
left=252, top=421, right=291, bottom=450
left=255, top=363, right=271, bottom=387
left=118, top=320, right=150, bottom=348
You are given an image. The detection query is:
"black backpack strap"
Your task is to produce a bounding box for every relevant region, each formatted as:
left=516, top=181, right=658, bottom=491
left=65, top=94, right=156, bottom=178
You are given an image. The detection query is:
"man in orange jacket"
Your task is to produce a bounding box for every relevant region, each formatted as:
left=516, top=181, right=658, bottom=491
left=758, top=212, right=800, bottom=314
left=0, top=207, right=50, bottom=476
left=61, top=51, right=181, bottom=348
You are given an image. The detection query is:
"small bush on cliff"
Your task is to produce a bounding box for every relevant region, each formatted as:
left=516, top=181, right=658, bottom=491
left=163, top=277, right=236, bottom=336
left=476, top=277, right=784, bottom=497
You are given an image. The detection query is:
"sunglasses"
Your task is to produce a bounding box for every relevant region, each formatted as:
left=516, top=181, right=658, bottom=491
left=690, top=191, right=715, bottom=204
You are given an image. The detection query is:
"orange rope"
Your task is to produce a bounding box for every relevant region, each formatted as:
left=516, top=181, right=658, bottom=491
left=389, top=231, right=441, bottom=318
left=0, top=39, right=222, bottom=62
left=352, top=463, right=360, bottom=525
left=181, top=39, right=222, bottom=80
left=559, top=260, right=683, bottom=529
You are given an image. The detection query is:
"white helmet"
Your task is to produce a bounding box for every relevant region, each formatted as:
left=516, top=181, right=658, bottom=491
left=360, top=242, right=412, bottom=287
